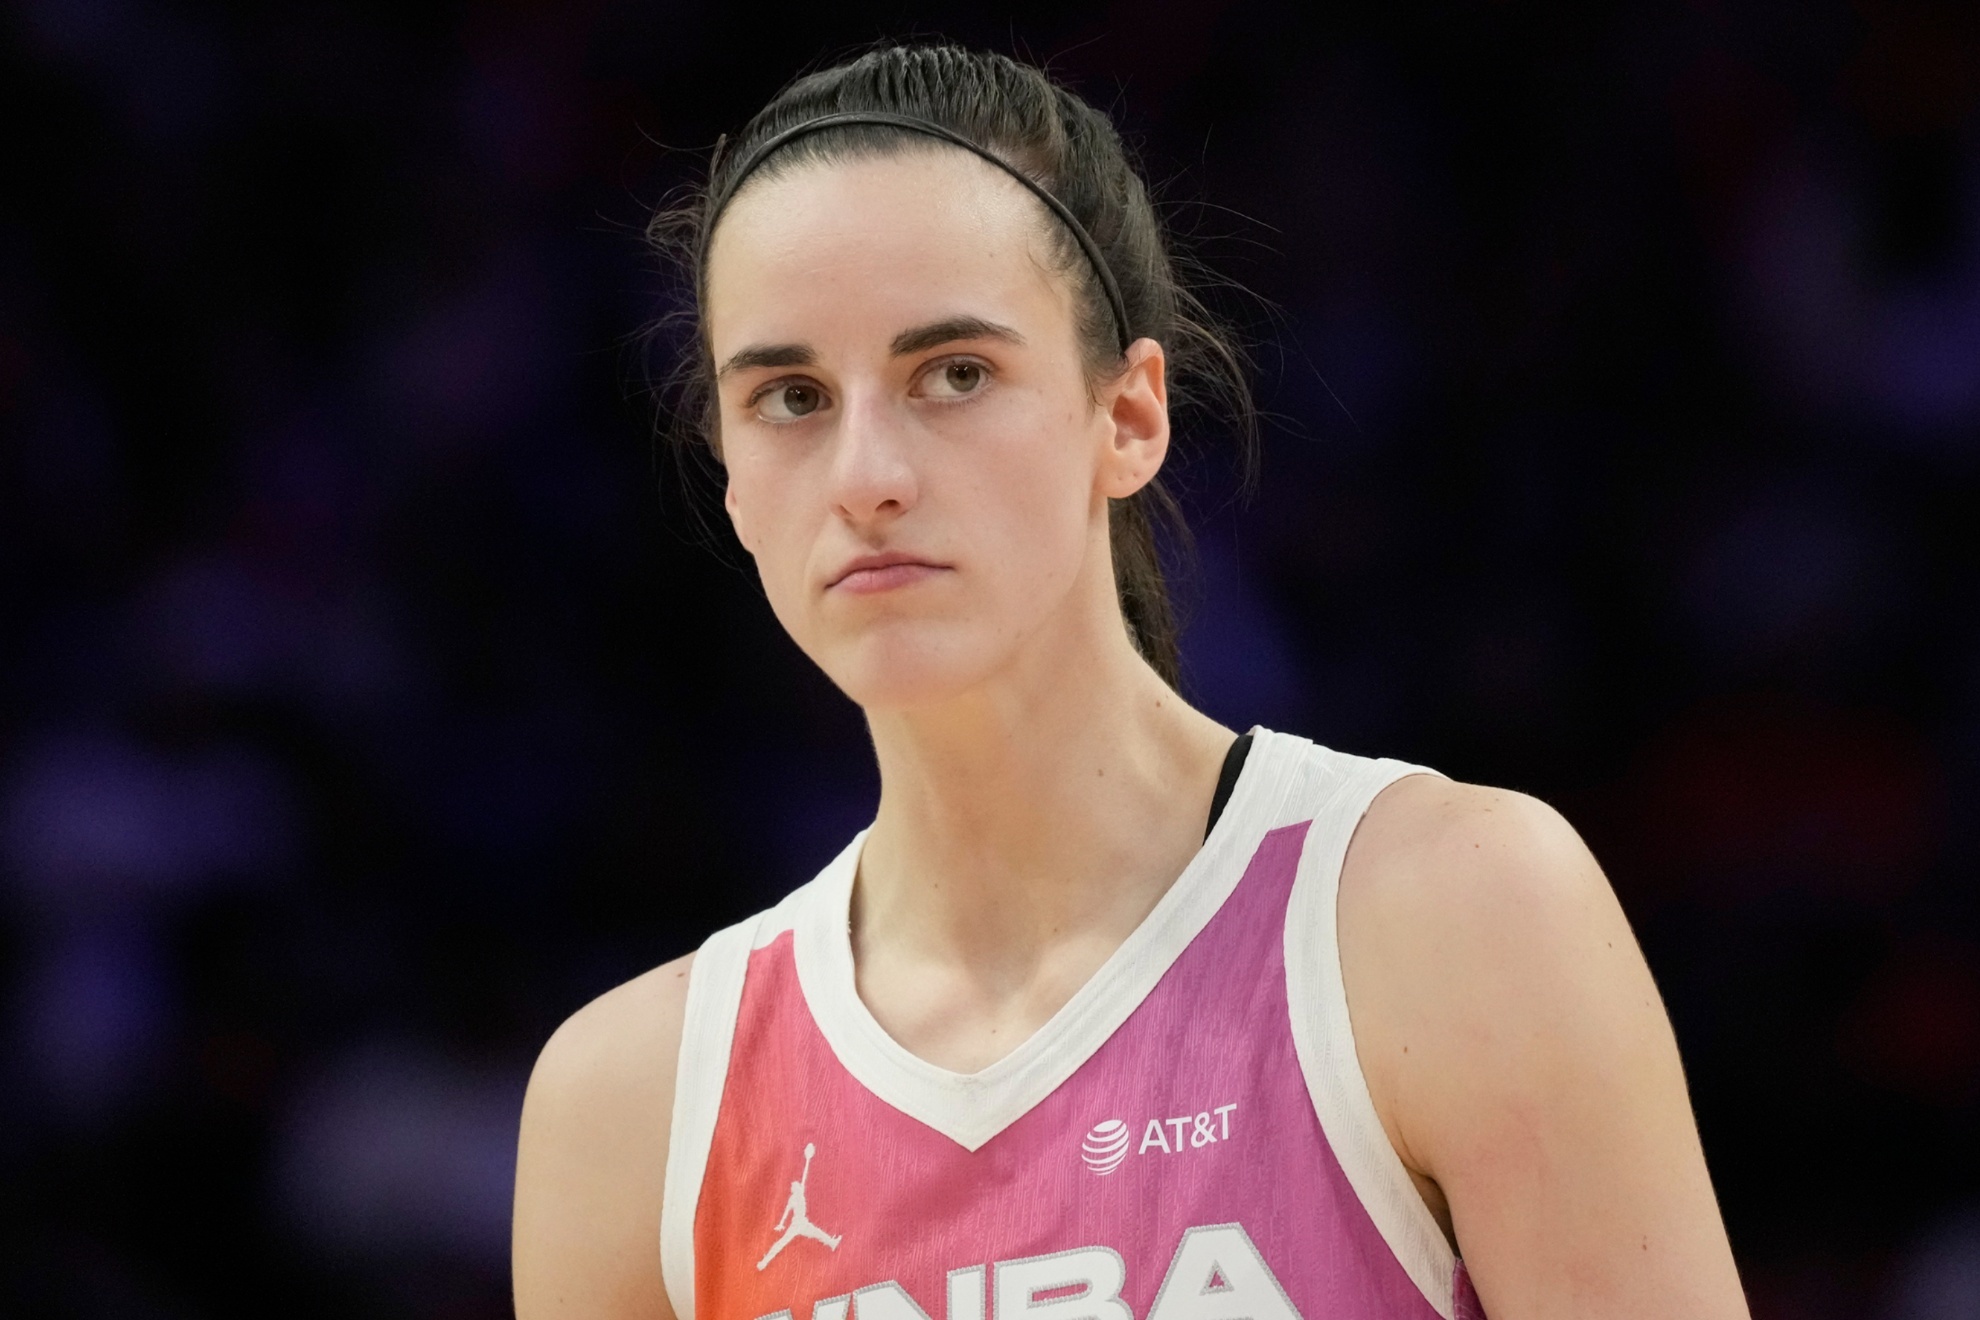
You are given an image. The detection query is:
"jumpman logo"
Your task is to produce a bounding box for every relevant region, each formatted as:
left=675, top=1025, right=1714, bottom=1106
left=756, top=1141, right=841, bottom=1270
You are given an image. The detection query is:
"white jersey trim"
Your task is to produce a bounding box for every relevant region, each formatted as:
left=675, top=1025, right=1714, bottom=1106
left=660, top=912, right=762, bottom=1320
left=788, top=727, right=1311, bottom=1152
left=1283, top=752, right=1457, bottom=1320
left=750, top=879, right=813, bottom=951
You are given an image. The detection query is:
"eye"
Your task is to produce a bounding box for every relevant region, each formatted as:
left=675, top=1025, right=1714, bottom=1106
left=917, top=358, right=989, bottom=400
left=751, top=381, right=828, bottom=423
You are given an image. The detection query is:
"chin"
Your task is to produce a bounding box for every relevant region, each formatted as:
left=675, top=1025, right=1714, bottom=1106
left=810, top=624, right=1012, bottom=712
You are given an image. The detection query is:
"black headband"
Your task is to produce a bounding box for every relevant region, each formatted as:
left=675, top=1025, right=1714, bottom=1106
left=703, top=110, right=1133, bottom=354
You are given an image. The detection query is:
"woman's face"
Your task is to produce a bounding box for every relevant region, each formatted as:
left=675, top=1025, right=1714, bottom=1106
left=705, top=148, right=1168, bottom=711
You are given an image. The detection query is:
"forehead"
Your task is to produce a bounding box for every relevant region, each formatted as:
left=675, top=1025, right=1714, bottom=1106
left=704, top=149, right=1071, bottom=353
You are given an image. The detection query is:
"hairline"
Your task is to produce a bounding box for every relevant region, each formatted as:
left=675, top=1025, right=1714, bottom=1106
left=704, top=135, right=1094, bottom=330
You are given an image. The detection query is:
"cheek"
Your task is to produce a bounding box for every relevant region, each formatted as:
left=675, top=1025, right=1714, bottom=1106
left=966, top=411, right=1100, bottom=588
left=721, top=472, right=750, bottom=549
left=725, top=451, right=809, bottom=584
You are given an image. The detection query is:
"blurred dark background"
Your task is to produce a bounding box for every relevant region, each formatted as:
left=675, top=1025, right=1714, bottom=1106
left=3, top=0, right=1978, bottom=1316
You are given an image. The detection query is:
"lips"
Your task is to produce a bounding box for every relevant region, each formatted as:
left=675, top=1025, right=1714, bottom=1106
left=827, top=552, right=948, bottom=595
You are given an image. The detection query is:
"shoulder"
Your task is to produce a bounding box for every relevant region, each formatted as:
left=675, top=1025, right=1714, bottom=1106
left=1336, top=774, right=1627, bottom=1164
left=1333, top=776, right=1748, bottom=1315
left=1343, top=773, right=1607, bottom=931
left=513, top=953, right=697, bottom=1320
left=1338, top=775, right=1647, bottom=1179
left=1336, top=774, right=1641, bottom=1121
left=527, top=953, right=698, bottom=1120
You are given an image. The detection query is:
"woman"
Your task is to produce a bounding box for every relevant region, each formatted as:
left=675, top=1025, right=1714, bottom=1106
left=512, top=45, right=1749, bottom=1320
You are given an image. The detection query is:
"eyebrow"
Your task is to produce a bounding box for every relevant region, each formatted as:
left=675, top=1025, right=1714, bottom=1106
left=715, top=316, right=1026, bottom=382
left=716, top=342, right=816, bottom=379
left=889, top=316, right=1026, bottom=357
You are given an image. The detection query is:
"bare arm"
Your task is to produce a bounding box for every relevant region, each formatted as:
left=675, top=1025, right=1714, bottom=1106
left=513, top=954, right=695, bottom=1320
left=1339, top=778, right=1748, bottom=1319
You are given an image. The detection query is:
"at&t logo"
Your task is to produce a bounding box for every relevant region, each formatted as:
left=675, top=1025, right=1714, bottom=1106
left=1080, top=1103, right=1237, bottom=1175
left=1080, top=1119, right=1131, bottom=1175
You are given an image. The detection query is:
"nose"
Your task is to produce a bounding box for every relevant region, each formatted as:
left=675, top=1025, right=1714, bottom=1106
left=826, top=385, right=919, bottom=525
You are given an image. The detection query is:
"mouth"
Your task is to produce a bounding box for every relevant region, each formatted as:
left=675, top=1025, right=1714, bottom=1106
left=827, top=552, right=950, bottom=595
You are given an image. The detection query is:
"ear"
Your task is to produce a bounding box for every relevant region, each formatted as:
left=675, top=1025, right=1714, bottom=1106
left=1096, top=337, right=1170, bottom=500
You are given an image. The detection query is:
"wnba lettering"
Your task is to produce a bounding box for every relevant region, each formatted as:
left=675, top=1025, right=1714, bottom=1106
left=752, top=1225, right=1300, bottom=1320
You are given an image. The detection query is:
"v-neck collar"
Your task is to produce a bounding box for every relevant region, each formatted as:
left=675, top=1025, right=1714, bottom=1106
left=789, top=727, right=1304, bottom=1151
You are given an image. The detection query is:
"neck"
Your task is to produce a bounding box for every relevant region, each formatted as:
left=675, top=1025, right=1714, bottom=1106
left=855, top=604, right=1233, bottom=996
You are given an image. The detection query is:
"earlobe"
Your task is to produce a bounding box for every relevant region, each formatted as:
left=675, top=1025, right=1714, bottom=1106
left=1100, top=337, right=1171, bottom=500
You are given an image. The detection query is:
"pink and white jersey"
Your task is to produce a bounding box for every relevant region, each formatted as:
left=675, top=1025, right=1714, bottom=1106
left=661, top=729, right=1486, bottom=1320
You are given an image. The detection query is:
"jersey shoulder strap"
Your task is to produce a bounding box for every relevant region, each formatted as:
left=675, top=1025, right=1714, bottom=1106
left=661, top=856, right=833, bottom=1320
left=659, top=908, right=754, bottom=1320
left=1279, top=739, right=1461, bottom=1320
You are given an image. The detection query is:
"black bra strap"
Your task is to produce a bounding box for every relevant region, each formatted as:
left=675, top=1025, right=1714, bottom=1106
left=1205, top=731, right=1255, bottom=840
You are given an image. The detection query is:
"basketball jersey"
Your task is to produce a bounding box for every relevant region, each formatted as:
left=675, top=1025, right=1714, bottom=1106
left=661, top=729, right=1487, bottom=1320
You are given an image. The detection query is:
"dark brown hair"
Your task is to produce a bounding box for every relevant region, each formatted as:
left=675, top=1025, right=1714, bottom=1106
left=649, top=44, right=1252, bottom=688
